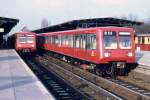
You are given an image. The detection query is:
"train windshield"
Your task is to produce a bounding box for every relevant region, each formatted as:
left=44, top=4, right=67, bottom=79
left=18, top=34, right=34, bottom=43
left=19, top=36, right=26, bottom=43
left=104, top=31, right=117, bottom=49
left=119, top=32, right=131, bottom=49
left=27, top=36, right=34, bottom=43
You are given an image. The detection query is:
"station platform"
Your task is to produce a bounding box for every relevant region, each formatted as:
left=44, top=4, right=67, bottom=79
left=0, top=49, right=55, bottom=100
left=136, top=51, right=150, bottom=66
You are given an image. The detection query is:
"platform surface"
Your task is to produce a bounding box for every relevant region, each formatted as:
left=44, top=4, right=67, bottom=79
left=136, top=51, right=150, bottom=66
left=0, top=49, right=55, bottom=100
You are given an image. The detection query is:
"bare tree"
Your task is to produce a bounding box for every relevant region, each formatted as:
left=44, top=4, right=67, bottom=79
left=41, top=18, right=48, bottom=28
left=21, top=26, right=30, bottom=32
left=135, top=24, right=150, bottom=33
left=120, top=16, right=128, bottom=20
left=128, top=13, right=138, bottom=21
left=134, top=14, right=150, bottom=33
left=145, top=18, right=150, bottom=25
left=119, top=14, right=150, bottom=33
left=119, top=13, right=138, bottom=21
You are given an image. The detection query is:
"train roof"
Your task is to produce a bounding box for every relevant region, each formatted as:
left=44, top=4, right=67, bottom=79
left=37, top=26, right=134, bottom=36
left=136, top=33, right=150, bottom=37
left=33, top=17, right=143, bottom=34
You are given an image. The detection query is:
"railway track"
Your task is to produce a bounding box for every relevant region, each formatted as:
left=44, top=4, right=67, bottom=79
left=35, top=52, right=150, bottom=100
left=35, top=54, right=123, bottom=100
left=22, top=56, right=92, bottom=100
left=117, top=64, right=150, bottom=91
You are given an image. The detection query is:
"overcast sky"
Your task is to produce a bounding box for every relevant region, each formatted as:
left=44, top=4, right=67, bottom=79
left=0, top=0, right=150, bottom=34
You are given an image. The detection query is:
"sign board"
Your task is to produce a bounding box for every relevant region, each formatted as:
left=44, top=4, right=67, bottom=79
left=0, top=28, right=4, bottom=32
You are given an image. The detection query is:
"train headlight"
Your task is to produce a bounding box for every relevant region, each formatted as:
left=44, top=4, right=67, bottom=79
left=18, top=44, right=22, bottom=47
left=104, top=52, right=110, bottom=57
left=31, top=44, right=34, bottom=47
left=128, top=52, right=133, bottom=57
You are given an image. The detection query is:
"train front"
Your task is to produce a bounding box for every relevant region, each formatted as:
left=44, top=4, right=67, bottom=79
left=100, top=28, right=136, bottom=76
left=16, top=32, right=36, bottom=52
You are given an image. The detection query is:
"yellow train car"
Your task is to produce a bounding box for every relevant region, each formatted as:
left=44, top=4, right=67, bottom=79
left=135, top=33, right=150, bottom=51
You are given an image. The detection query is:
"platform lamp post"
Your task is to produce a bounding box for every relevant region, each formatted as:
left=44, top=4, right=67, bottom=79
left=0, top=28, right=4, bottom=48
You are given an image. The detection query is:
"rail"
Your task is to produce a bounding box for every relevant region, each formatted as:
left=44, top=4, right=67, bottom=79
left=38, top=53, right=150, bottom=100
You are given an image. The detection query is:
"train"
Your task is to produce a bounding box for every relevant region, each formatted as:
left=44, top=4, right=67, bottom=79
left=135, top=33, right=150, bottom=51
left=37, top=27, right=136, bottom=77
left=8, top=32, right=36, bottom=52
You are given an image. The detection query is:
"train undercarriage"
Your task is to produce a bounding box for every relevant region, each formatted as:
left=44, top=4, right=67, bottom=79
left=41, top=49, right=132, bottom=78
left=95, top=62, right=126, bottom=77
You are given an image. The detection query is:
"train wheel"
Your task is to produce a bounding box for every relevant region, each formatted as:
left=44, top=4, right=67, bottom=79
left=70, top=58, right=74, bottom=65
left=74, top=61, right=80, bottom=66
left=105, top=63, right=116, bottom=78
left=118, top=68, right=125, bottom=75
left=95, top=67, right=104, bottom=77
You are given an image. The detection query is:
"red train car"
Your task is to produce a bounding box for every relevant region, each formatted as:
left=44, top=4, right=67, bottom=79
left=37, top=27, right=136, bottom=76
left=16, top=32, right=36, bottom=52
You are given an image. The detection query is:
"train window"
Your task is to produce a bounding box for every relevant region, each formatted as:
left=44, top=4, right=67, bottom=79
left=48, top=36, right=51, bottom=43
left=61, top=35, right=65, bottom=46
left=60, top=35, right=73, bottom=47
left=83, top=35, right=86, bottom=49
left=138, top=36, right=144, bottom=44
left=58, top=35, right=61, bottom=46
left=104, top=31, right=117, bottom=49
left=19, top=36, right=26, bottom=43
left=45, top=36, right=49, bottom=44
left=74, top=34, right=86, bottom=49
left=80, top=35, right=86, bottom=49
left=65, top=36, right=69, bottom=46
left=50, top=36, right=52, bottom=43
left=75, top=35, right=80, bottom=48
left=51, top=35, right=58, bottom=44
left=86, top=34, right=96, bottom=50
left=119, top=32, right=131, bottom=49
left=68, top=35, right=73, bottom=47
left=138, top=37, right=141, bottom=44
left=142, top=37, right=145, bottom=44
left=148, top=38, right=150, bottom=44
left=52, top=35, right=54, bottom=44
left=55, top=35, right=58, bottom=44
left=27, top=36, right=34, bottom=43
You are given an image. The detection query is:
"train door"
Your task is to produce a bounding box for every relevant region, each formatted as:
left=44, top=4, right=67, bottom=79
left=74, top=34, right=81, bottom=59
left=66, top=35, right=74, bottom=56
left=86, top=33, right=99, bottom=63
left=45, top=36, right=49, bottom=49
left=47, top=35, right=51, bottom=50
left=51, top=35, right=58, bottom=51
left=74, top=34, right=87, bottom=60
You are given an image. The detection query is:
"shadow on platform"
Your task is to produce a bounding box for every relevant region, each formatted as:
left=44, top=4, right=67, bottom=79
left=0, top=56, right=19, bottom=62
left=0, top=76, right=36, bottom=91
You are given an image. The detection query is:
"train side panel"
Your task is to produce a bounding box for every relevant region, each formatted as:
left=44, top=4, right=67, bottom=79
left=135, top=34, right=150, bottom=51
left=37, top=27, right=136, bottom=64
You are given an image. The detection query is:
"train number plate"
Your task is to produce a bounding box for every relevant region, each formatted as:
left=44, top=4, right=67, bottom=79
left=116, top=62, right=125, bottom=68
